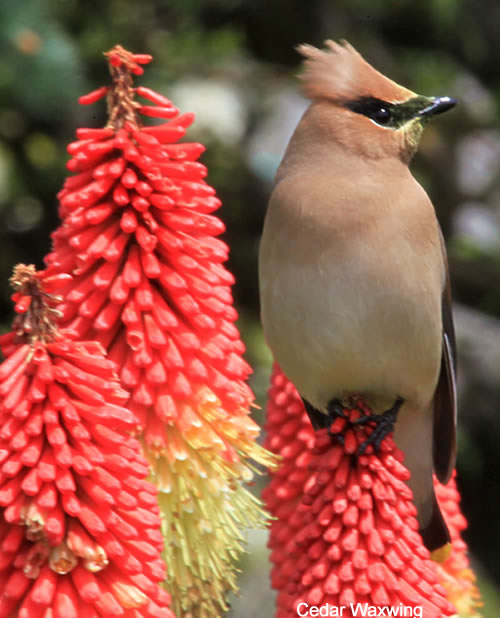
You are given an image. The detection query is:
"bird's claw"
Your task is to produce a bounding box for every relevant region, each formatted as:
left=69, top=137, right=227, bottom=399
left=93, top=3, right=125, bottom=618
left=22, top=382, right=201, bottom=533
left=303, top=395, right=403, bottom=452
left=302, top=397, right=347, bottom=444
left=357, top=396, right=404, bottom=454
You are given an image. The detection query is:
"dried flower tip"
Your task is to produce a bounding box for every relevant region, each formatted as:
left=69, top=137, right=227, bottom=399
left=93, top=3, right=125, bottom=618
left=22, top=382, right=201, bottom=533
left=10, top=264, right=38, bottom=291
left=8, top=265, right=63, bottom=344
left=103, top=45, right=166, bottom=129
left=76, top=46, right=179, bottom=131
left=23, top=541, right=50, bottom=579
left=49, top=541, right=79, bottom=574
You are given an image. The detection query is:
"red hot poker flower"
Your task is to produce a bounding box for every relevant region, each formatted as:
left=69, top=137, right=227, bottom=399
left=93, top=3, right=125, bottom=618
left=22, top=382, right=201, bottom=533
left=44, top=46, right=275, bottom=615
left=264, top=364, right=456, bottom=618
left=0, top=265, right=175, bottom=617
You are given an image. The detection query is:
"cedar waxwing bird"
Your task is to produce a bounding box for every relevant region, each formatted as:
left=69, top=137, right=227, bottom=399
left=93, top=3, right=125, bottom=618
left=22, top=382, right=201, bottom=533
left=259, top=40, right=458, bottom=552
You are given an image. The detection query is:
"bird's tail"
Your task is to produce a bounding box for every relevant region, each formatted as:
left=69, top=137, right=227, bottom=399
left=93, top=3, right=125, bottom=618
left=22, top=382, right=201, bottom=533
left=393, top=402, right=450, bottom=552
left=419, top=486, right=450, bottom=552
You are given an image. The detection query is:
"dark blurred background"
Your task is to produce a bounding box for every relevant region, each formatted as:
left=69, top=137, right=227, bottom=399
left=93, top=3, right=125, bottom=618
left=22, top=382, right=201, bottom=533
left=0, top=0, right=498, bottom=615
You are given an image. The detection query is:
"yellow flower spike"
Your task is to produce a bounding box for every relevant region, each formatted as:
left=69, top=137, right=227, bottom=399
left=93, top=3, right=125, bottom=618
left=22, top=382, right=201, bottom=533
left=144, top=388, right=277, bottom=617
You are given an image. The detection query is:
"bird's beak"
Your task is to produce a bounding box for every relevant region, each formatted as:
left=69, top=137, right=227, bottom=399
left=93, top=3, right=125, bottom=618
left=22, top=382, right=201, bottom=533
left=417, top=96, right=457, bottom=119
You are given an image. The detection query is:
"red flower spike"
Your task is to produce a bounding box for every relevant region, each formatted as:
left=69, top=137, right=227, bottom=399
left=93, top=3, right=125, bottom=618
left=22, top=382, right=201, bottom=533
left=0, top=266, right=175, bottom=617
left=264, top=365, right=456, bottom=617
left=434, top=472, right=483, bottom=616
left=43, top=46, right=276, bottom=616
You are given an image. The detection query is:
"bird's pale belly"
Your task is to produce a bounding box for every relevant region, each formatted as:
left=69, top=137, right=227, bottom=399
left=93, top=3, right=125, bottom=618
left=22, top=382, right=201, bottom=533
left=262, top=257, right=442, bottom=413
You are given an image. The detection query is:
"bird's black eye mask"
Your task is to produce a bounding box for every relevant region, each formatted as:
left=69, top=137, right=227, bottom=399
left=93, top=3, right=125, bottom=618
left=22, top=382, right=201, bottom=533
left=344, top=95, right=457, bottom=129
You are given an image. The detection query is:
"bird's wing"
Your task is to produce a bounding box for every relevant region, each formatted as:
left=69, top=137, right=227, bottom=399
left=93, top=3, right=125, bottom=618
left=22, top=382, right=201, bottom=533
left=432, top=229, right=457, bottom=484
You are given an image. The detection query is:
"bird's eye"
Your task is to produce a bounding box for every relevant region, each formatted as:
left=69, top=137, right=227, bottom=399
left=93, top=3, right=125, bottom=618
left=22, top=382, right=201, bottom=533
left=371, top=106, right=391, bottom=124
left=345, top=97, right=396, bottom=127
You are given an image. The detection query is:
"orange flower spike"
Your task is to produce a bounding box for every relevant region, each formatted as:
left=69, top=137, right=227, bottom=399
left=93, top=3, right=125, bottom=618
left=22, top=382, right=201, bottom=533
left=44, top=46, right=276, bottom=616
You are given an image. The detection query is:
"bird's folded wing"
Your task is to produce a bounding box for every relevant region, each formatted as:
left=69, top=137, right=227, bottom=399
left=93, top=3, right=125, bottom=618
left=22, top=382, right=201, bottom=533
left=432, top=232, right=457, bottom=484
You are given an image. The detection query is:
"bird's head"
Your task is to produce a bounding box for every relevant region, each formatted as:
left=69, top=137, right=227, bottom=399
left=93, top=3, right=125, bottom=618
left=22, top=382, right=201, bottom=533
left=297, top=40, right=457, bottom=163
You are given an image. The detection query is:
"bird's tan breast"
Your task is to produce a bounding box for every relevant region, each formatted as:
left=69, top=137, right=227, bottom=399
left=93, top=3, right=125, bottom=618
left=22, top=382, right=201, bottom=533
left=259, top=169, right=444, bottom=411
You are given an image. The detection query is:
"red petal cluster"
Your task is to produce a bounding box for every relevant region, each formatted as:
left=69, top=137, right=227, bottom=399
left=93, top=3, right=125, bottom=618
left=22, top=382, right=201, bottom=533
left=44, top=51, right=254, bottom=454
left=264, top=365, right=456, bottom=618
left=435, top=472, right=483, bottom=615
left=0, top=331, right=174, bottom=617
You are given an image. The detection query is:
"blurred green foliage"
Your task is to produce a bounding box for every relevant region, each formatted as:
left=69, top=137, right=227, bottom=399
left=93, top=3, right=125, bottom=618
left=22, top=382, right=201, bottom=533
left=0, top=0, right=499, bottom=615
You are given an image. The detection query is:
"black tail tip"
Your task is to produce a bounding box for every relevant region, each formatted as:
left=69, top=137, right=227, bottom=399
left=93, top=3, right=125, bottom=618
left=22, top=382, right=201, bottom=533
left=419, top=491, right=451, bottom=553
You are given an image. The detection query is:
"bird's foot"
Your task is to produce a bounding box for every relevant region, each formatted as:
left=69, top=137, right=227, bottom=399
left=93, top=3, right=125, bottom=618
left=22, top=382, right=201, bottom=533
left=356, top=396, right=404, bottom=454
left=302, top=397, right=348, bottom=445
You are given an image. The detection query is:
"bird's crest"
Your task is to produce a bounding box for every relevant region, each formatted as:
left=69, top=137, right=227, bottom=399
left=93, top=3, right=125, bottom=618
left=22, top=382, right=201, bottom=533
left=297, top=40, right=414, bottom=104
